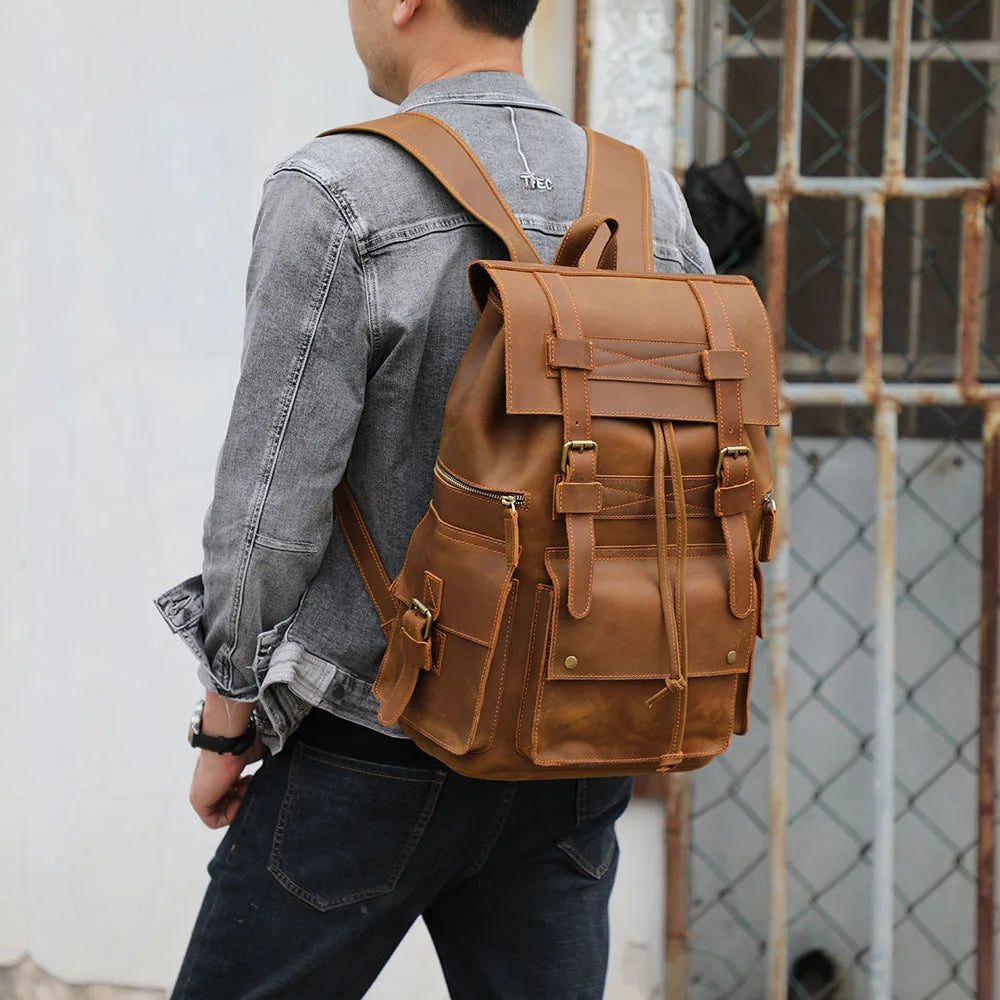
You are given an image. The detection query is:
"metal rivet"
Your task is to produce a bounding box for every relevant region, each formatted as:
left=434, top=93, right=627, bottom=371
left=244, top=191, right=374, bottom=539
left=726, top=650, right=738, bottom=665
left=564, top=655, right=579, bottom=670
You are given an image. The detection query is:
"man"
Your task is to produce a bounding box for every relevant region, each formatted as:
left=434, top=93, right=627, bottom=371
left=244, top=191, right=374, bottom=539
left=156, top=1, right=713, bottom=997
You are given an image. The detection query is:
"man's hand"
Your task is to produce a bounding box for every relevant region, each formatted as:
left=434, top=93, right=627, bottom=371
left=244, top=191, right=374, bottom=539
left=189, top=736, right=267, bottom=829
left=189, top=691, right=267, bottom=829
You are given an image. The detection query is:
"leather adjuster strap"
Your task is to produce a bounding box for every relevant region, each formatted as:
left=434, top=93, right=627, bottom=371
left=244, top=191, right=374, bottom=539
left=537, top=272, right=599, bottom=620
left=374, top=606, right=435, bottom=728
left=333, top=481, right=399, bottom=638
left=690, top=282, right=757, bottom=621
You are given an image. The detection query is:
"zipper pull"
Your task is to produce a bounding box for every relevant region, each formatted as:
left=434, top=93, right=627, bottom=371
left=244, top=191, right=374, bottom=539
left=502, top=497, right=521, bottom=570
left=759, top=491, right=776, bottom=563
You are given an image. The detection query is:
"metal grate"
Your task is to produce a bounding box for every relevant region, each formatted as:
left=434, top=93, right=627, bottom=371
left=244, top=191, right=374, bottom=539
left=660, top=1, right=1000, bottom=997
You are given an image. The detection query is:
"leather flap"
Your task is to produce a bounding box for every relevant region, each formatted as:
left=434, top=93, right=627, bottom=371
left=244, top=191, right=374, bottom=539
left=470, top=262, right=779, bottom=427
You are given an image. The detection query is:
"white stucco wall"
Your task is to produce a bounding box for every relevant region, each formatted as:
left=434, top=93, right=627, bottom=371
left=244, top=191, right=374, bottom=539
left=1, top=2, right=671, bottom=997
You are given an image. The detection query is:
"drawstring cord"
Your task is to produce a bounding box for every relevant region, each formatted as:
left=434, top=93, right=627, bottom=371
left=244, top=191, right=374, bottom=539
left=647, top=420, right=689, bottom=708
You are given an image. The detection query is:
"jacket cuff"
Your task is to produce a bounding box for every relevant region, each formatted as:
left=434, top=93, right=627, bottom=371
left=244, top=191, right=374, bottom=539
left=154, top=575, right=259, bottom=700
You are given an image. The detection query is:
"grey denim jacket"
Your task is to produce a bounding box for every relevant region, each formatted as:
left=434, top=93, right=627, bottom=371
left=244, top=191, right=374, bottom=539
left=155, top=73, right=713, bottom=754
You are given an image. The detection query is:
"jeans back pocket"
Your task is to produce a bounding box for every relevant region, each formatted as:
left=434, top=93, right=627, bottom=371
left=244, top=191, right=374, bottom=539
left=267, top=742, right=446, bottom=912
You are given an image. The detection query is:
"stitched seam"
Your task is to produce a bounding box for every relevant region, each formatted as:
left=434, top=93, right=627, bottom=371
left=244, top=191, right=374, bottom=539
left=476, top=580, right=519, bottom=751
left=430, top=504, right=508, bottom=555
left=517, top=585, right=551, bottom=756
left=339, top=501, right=396, bottom=623
left=346, top=486, right=394, bottom=594
left=225, top=224, right=350, bottom=672
left=253, top=533, right=322, bottom=554
left=638, top=144, right=654, bottom=271
left=467, top=783, right=518, bottom=876
left=557, top=215, right=605, bottom=265
left=486, top=262, right=750, bottom=283
left=583, top=128, right=596, bottom=216
left=711, top=284, right=744, bottom=429
left=555, top=273, right=595, bottom=616
left=396, top=113, right=539, bottom=264
left=594, top=345, right=704, bottom=368
left=506, top=403, right=734, bottom=421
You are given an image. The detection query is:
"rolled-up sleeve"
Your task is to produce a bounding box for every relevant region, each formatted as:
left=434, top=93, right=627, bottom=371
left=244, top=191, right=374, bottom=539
left=156, top=165, right=369, bottom=698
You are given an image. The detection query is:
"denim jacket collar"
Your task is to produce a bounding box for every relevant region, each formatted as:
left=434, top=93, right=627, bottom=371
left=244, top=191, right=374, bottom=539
left=398, top=71, right=566, bottom=117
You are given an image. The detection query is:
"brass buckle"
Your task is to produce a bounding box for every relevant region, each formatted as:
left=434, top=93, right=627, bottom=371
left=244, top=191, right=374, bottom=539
left=561, top=440, right=599, bottom=474
left=408, top=598, right=434, bottom=641
left=716, top=445, right=750, bottom=478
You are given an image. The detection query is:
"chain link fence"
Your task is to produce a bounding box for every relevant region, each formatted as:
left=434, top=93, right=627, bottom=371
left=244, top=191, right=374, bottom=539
left=670, top=0, right=1000, bottom=996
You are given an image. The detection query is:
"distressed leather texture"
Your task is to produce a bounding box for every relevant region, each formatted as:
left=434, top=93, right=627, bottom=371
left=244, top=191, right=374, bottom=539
left=323, top=112, right=779, bottom=780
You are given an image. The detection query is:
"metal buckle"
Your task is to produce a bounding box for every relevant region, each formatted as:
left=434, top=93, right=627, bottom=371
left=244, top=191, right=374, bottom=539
left=561, top=440, right=599, bottom=474
left=408, top=598, right=434, bottom=641
left=716, top=445, right=751, bottom=478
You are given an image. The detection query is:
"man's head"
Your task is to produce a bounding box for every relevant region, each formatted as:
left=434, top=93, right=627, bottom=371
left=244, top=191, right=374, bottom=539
left=348, top=0, right=540, bottom=104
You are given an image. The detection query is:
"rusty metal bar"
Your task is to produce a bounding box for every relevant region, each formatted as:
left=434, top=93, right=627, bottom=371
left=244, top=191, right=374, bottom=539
left=700, top=0, right=729, bottom=164
left=906, top=4, right=934, bottom=415
left=884, top=0, right=915, bottom=190
left=862, top=195, right=886, bottom=392
left=872, top=399, right=899, bottom=1000
left=765, top=196, right=790, bottom=373
left=978, top=403, right=1000, bottom=1000
left=766, top=405, right=792, bottom=1000
left=993, top=0, right=1000, bottom=191
left=977, top=405, right=1000, bottom=1000
left=573, top=0, right=590, bottom=127
left=665, top=774, right=692, bottom=1000
left=747, top=176, right=993, bottom=199
left=783, top=384, right=1000, bottom=407
left=722, top=36, right=1000, bottom=62
left=777, top=0, right=806, bottom=188
left=673, top=0, right=695, bottom=178
left=958, top=196, right=987, bottom=392
left=839, top=0, right=867, bottom=376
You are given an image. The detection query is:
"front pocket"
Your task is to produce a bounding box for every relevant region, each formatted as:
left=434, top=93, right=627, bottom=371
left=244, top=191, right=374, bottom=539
left=386, top=504, right=516, bottom=756
left=531, top=544, right=757, bottom=768
left=267, top=743, right=445, bottom=912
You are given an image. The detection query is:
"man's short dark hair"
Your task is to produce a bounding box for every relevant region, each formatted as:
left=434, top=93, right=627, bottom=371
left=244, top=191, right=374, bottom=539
left=447, top=0, right=540, bottom=38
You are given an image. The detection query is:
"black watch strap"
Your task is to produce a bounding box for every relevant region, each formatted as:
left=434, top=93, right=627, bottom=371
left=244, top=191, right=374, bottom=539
left=188, top=700, right=258, bottom=755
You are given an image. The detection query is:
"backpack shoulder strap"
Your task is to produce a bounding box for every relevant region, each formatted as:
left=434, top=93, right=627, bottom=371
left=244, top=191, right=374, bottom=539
left=580, top=129, right=655, bottom=273
left=320, top=112, right=542, bottom=265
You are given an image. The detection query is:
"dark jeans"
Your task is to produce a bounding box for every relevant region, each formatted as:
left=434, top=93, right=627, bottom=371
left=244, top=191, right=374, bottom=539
left=171, top=713, right=632, bottom=1000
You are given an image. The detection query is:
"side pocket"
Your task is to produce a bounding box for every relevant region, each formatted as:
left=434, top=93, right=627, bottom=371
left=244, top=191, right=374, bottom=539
left=386, top=505, right=516, bottom=757
left=557, top=777, right=633, bottom=880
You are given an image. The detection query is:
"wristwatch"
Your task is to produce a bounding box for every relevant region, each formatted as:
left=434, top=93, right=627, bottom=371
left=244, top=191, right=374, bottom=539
left=187, top=699, right=258, bottom=755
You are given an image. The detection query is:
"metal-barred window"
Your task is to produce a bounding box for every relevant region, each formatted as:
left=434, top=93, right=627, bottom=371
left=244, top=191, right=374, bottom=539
left=584, top=2, right=1000, bottom=998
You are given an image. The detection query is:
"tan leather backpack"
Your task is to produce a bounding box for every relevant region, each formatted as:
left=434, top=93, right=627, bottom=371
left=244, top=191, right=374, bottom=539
left=323, top=113, right=779, bottom=780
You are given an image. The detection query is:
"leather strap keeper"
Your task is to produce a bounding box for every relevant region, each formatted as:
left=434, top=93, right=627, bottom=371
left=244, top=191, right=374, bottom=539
left=555, top=480, right=604, bottom=514
left=400, top=617, right=434, bottom=674
left=714, top=480, right=756, bottom=517
left=702, top=349, right=749, bottom=381
left=548, top=337, right=595, bottom=371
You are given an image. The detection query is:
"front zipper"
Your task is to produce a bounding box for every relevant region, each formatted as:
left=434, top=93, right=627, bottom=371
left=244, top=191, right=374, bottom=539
left=434, top=460, right=526, bottom=507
